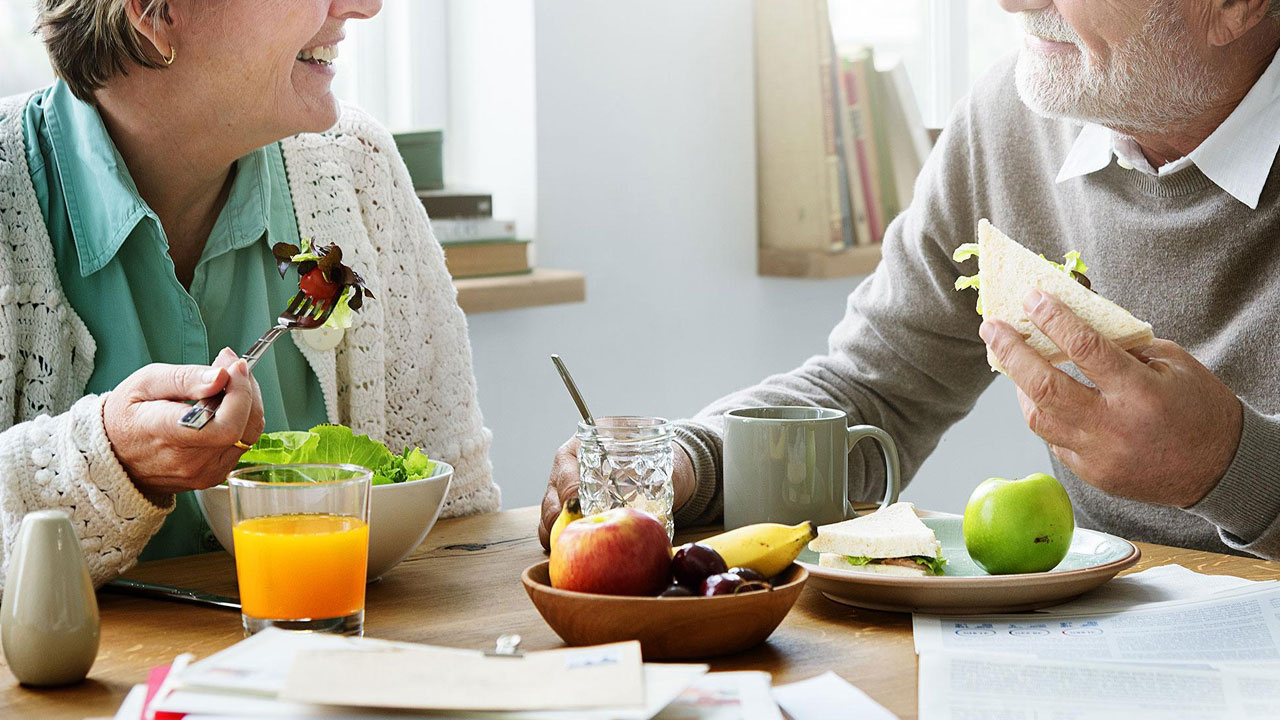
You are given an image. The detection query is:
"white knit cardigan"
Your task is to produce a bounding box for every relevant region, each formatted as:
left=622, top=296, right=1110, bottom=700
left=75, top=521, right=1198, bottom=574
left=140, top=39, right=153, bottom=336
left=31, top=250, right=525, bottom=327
left=0, top=92, right=499, bottom=588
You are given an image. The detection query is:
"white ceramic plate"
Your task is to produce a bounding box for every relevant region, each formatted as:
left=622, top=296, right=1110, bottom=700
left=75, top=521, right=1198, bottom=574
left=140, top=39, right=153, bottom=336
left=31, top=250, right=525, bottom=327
left=798, top=517, right=1140, bottom=614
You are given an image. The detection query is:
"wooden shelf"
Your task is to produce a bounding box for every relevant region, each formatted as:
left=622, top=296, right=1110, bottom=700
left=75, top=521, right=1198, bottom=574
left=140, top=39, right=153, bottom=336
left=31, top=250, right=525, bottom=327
left=453, top=268, right=586, bottom=314
left=758, top=245, right=882, bottom=279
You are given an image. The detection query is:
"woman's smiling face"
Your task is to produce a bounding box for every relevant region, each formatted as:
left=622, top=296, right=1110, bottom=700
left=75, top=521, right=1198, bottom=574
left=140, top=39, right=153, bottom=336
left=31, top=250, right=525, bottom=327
left=169, top=0, right=381, bottom=138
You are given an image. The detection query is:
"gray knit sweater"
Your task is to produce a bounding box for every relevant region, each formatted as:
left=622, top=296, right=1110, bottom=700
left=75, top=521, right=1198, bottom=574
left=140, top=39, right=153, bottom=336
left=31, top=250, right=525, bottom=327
left=672, top=55, right=1280, bottom=560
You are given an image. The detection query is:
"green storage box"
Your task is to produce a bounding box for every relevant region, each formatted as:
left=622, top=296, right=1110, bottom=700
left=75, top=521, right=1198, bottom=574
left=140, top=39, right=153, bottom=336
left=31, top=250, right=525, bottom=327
left=392, top=130, right=444, bottom=191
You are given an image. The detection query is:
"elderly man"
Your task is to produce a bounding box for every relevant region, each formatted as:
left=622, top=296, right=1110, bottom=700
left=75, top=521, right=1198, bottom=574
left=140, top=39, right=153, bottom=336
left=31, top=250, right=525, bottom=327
left=539, top=0, right=1280, bottom=560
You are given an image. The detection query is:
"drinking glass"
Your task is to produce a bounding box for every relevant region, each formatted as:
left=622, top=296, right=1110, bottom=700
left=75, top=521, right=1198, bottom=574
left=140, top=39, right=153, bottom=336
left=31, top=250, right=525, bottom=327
left=228, top=464, right=371, bottom=636
left=576, top=416, right=675, bottom=539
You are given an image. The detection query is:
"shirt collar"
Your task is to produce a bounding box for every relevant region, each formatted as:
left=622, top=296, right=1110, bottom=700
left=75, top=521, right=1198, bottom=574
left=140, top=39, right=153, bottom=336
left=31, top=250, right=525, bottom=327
left=42, top=80, right=151, bottom=276
left=1056, top=48, right=1280, bottom=209
left=41, top=79, right=276, bottom=276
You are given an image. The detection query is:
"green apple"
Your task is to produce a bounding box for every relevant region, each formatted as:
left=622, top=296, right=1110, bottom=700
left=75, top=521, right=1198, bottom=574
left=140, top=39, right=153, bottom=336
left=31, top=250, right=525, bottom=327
left=963, top=473, right=1075, bottom=574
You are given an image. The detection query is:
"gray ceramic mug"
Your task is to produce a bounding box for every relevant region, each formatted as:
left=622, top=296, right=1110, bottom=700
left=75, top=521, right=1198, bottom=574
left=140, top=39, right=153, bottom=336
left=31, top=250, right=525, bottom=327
left=722, top=407, right=901, bottom=529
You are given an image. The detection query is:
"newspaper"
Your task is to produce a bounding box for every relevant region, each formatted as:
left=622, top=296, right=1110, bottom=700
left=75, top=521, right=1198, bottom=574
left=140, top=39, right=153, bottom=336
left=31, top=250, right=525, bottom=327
left=918, top=652, right=1280, bottom=720
left=914, top=572, right=1280, bottom=718
left=913, top=582, right=1280, bottom=662
left=1034, top=563, right=1269, bottom=615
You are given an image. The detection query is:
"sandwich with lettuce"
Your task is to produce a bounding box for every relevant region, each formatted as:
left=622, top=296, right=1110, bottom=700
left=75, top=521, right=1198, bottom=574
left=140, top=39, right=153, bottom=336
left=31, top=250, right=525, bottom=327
left=239, top=424, right=436, bottom=486
left=808, top=502, right=946, bottom=577
left=953, top=219, right=1153, bottom=372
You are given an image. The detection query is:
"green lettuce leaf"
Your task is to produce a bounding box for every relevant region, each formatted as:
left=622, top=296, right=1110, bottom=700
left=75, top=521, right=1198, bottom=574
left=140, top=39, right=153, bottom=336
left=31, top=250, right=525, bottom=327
left=951, top=245, right=983, bottom=314
left=291, top=236, right=323, bottom=263
left=295, top=424, right=393, bottom=470
left=372, top=448, right=437, bottom=486
left=1040, top=251, right=1090, bottom=277
left=842, top=555, right=947, bottom=575
left=951, top=243, right=980, bottom=262
left=911, top=555, right=948, bottom=576
left=324, top=286, right=358, bottom=330
left=238, top=431, right=318, bottom=466
left=238, top=424, right=436, bottom=485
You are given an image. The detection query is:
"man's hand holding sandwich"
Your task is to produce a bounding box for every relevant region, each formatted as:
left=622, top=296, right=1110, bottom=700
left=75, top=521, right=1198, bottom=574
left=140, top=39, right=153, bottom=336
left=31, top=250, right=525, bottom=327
left=981, top=289, right=1243, bottom=510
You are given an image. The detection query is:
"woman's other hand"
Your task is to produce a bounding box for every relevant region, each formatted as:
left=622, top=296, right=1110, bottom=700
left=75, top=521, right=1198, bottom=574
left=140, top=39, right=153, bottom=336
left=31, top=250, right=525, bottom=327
left=104, top=348, right=265, bottom=498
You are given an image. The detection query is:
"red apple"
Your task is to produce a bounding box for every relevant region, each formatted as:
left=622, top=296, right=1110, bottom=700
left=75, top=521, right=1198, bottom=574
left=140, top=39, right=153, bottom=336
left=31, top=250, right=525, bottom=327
left=549, top=508, right=672, bottom=596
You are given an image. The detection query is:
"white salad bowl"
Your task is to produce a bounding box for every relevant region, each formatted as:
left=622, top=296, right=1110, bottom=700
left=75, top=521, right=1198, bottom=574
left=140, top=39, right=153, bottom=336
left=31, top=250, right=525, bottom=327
left=195, top=461, right=453, bottom=582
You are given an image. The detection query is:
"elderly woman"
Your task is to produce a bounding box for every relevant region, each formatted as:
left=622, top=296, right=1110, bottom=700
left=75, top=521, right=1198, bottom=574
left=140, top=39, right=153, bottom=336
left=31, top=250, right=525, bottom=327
left=0, top=0, right=499, bottom=585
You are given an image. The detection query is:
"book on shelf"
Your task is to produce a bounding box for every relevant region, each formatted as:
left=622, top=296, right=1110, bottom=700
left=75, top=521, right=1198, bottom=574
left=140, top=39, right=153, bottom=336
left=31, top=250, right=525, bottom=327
left=879, top=60, right=931, bottom=214
left=392, top=130, right=444, bottom=191
left=430, top=217, right=517, bottom=243
left=842, top=48, right=887, bottom=243
left=753, top=0, right=850, bottom=253
left=442, top=239, right=532, bottom=280
left=834, top=44, right=873, bottom=246
left=862, top=48, right=900, bottom=228
left=418, top=189, right=494, bottom=220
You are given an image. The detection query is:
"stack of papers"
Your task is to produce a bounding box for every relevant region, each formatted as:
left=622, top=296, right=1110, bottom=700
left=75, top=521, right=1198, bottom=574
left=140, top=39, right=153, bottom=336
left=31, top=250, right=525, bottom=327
left=110, top=628, right=891, bottom=720
left=913, top=565, right=1280, bottom=719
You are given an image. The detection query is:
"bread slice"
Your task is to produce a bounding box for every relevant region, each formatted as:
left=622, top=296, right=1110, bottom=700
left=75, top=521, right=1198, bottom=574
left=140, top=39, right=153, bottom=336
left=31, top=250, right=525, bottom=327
left=817, top=553, right=931, bottom=576
left=974, top=219, right=1153, bottom=372
left=808, top=502, right=941, bottom=559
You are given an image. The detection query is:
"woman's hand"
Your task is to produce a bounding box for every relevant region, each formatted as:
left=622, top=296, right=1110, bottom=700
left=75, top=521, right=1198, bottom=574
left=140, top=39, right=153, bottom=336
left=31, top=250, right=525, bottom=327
left=104, top=348, right=266, bottom=498
left=538, top=437, right=697, bottom=550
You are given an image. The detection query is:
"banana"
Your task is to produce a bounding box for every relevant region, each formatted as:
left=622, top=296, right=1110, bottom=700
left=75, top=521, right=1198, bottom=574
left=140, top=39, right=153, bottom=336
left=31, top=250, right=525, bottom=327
left=699, top=520, right=817, bottom=578
left=549, top=496, right=583, bottom=554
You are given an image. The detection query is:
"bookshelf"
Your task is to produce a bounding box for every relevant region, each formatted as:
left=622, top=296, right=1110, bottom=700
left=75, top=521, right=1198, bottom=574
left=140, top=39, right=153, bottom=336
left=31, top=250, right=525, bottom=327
left=453, top=269, right=586, bottom=314
left=753, top=0, right=931, bottom=280
left=758, top=245, right=882, bottom=279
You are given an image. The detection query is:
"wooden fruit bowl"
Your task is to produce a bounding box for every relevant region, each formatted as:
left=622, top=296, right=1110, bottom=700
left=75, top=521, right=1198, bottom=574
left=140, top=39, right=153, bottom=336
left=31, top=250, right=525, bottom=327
left=521, top=561, right=808, bottom=660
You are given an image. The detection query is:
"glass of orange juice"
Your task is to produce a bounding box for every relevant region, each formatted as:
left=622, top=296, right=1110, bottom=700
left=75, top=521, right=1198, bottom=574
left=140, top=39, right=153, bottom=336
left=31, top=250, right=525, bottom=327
left=228, top=464, right=372, bottom=636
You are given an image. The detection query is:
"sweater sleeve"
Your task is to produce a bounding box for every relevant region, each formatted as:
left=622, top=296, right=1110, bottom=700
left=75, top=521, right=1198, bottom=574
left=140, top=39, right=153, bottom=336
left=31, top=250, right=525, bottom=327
left=1186, top=403, right=1280, bottom=559
left=0, top=393, right=172, bottom=590
left=674, top=93, right=999, bottom=528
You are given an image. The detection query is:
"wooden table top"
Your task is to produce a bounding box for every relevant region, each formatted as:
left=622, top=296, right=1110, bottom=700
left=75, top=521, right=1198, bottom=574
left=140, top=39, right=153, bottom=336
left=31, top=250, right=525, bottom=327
left=4, top=505, right=1279, bottom=720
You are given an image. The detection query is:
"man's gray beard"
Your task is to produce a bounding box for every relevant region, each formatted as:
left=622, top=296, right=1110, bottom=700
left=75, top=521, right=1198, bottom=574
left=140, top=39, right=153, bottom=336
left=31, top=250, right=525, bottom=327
left=1013, top=5, right=1219, bottom=134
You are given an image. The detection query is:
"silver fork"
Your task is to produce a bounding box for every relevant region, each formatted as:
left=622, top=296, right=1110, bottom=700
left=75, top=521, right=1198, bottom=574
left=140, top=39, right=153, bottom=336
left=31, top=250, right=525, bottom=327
left=178, top=291, right=338, bottom=430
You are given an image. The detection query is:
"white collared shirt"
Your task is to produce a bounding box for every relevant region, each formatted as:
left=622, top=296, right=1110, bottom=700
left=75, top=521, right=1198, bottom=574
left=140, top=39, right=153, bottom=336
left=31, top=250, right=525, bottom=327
left=1056, top=49, right=1280, bottom=209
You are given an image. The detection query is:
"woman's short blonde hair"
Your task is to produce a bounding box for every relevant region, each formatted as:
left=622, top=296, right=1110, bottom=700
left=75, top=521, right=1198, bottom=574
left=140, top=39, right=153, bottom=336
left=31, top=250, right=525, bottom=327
left=35, top=0, right=172, bottom=102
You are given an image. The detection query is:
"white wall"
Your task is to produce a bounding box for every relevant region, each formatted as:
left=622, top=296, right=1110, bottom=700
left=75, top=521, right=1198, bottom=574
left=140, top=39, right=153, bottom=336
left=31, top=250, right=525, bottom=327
left=466, top=0, right=1051, bottom=516
left=445, top=0, right=539, bottom=238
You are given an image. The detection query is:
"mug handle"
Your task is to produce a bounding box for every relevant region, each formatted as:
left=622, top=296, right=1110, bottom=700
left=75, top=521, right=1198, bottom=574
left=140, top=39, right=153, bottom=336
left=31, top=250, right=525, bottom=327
left=843, top=425, right=902, bottom=519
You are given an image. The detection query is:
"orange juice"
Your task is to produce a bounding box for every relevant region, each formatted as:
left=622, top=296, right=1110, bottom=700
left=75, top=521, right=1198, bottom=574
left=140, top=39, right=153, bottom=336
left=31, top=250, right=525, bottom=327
left=233, top=514, right=369, bottom=620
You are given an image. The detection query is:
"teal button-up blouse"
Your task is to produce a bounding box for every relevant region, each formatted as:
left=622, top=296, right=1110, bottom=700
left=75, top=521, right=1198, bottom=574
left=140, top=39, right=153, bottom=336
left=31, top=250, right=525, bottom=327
left=22, top=81, right=329, bottom=560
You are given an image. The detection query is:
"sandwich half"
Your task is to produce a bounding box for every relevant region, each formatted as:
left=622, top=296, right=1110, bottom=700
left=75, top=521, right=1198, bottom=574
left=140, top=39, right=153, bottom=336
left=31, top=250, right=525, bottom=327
left=954, top=219, right=1154, bottom=372
left=808, top=502, right=945, bottom=577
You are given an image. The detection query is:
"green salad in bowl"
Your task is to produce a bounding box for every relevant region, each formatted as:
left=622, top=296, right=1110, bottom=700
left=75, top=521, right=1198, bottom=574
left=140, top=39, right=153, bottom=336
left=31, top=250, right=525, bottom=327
left=198, top=423, right=453, bottom=581
left=238, top=424, right=436, bottom=485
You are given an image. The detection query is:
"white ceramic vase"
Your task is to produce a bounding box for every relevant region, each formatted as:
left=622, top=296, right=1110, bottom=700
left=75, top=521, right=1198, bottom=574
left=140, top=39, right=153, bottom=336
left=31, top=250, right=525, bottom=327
left=1, top=509, right=99, bottom=686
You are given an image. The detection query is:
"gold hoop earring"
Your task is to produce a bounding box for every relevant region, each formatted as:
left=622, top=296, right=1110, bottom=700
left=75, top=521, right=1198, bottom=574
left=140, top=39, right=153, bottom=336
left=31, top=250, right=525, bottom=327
left=163, top=44, right=176, bottom=66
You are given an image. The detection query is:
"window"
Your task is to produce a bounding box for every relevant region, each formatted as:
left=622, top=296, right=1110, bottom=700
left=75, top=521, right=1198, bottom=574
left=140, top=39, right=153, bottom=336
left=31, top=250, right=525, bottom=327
left=829, top=0, right=1022, bottom=128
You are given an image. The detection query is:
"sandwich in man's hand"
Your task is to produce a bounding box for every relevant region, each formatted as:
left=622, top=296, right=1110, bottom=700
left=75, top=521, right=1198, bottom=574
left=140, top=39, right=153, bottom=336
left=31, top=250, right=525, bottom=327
left=953, top=219, right=1154, bottom=372
left=808, top=502, right=946, bottom=577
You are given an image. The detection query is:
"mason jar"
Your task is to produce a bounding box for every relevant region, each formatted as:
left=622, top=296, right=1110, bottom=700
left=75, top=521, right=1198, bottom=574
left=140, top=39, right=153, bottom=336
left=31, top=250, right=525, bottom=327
left=576, top=416, right=675, bottom=540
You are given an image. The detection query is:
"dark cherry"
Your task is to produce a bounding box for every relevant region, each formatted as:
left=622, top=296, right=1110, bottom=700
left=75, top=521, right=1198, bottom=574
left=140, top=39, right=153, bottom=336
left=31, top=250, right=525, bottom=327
left=702, top=572, right=771, bottom=597
left=728, top=567, right=767, bottom=584
left=658, top=584, right=695, bottom=598
left=671, top=542, right=728, bottom=587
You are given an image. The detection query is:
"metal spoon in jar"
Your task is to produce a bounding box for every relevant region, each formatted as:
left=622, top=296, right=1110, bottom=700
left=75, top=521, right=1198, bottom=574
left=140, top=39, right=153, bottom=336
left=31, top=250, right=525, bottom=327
left=549, top=355, right=623, bottom=508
